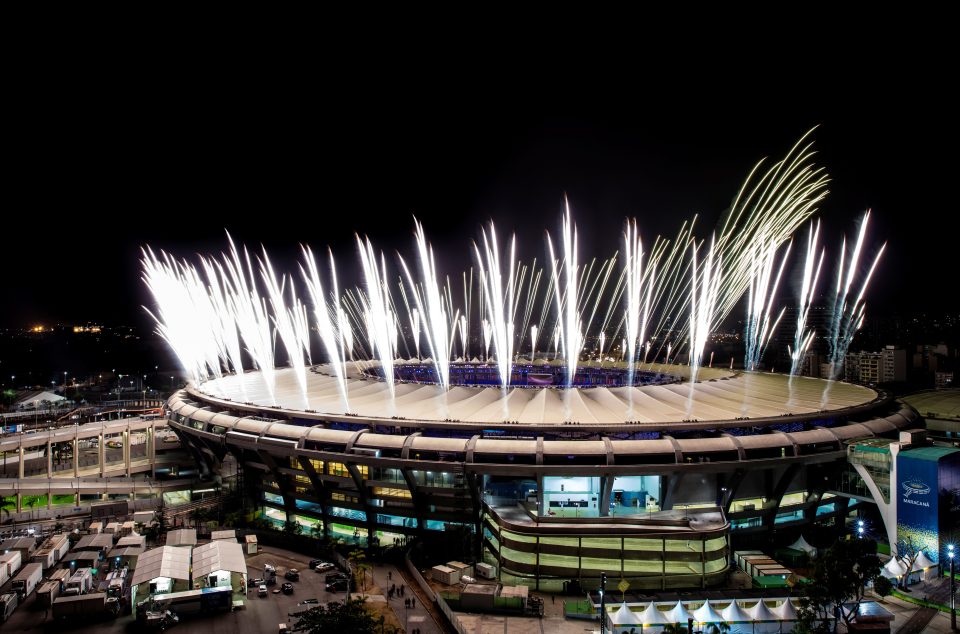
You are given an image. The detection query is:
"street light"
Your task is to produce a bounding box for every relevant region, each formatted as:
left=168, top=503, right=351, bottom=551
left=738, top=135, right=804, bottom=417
left=948, top=544, right=955, bottom=631
left=857, top=520, right=865, bottom=538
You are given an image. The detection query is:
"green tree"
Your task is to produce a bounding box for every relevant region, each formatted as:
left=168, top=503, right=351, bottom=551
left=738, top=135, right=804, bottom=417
left=293, top=598, right=377, bottom=633
left=872, top=575, right=893, bottom=600
left=283, top=519, right=303, bottom=535
left=795, top=537, right=882, bottom=633
left=661, top=625, right=688, bottom=634
left=349, top=548, right=371, bottom=597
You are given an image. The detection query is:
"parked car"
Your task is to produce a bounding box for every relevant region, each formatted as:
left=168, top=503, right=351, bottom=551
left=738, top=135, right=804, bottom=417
left=248, top=577, right=264, bottom=588
left=265, top=576, right=277, bottom=586
left=258, top=584, right=268, bottom=597
left=325, top=572, right=349, bottom=583
left=284, top=569, right=300, bottom=581
left=281, top=582, right=294, bottom=595
left=312, top=562, right=335, bottom=573
left=325, top=579, right=349, bottom=592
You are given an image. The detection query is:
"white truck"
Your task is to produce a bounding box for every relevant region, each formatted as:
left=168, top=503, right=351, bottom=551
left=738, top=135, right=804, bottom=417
left=11, top=562, right=43, bottom=599
left=65, top=567, right=94, bottom=595
left=0, top=593, right=18, bottom=623
left=0, top=551, right=22, bottom=585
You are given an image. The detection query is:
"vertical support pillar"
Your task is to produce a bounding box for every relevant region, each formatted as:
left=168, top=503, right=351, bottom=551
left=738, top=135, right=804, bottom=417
left=124, top=428, right=131, bottom=476
left=18, top=445, right=25, bottom=479
left=72, top=437, right=79, bottom=477
left=148, top=426, right=156, bottom=477
left=98, top=433, right=105, bottom=476
left=47, top=440, right=53, bottom=477
left=16, top=493, right=22, bottom=513
left=536, top=474, right=544, bottom=516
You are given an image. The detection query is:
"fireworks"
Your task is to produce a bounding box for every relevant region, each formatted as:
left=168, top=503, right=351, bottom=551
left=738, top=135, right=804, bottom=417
left=143, top=132, right=884, bottom=413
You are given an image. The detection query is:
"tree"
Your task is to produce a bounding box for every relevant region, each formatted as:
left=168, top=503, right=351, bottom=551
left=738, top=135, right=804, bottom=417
left=891, top=536, right=923, bottom=589
left=872, top=575, right=893, bottom=600
left=661, top=625, right=688, bottom=634
left=293, top=598, right=377, bottom=633
left=349, top=548, right=371, bottom=597
left=795, top=537, right=882, bottom=633
left=283, top=519, right=303, bottom=536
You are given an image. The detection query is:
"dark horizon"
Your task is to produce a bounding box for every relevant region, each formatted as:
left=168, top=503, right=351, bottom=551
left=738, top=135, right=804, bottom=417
left=4, top=103, right=956, bottom=331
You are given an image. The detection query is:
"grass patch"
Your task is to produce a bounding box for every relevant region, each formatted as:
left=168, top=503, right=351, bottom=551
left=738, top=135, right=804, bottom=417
left=891, top=589, right=953, bottom=613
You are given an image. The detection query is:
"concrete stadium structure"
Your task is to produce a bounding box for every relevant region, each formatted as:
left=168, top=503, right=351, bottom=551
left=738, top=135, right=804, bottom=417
left=166, top=362, right=920, bottom=590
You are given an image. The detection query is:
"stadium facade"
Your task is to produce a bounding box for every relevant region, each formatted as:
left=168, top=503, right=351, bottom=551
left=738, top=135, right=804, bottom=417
left=165, top=361, right=918, bottom=590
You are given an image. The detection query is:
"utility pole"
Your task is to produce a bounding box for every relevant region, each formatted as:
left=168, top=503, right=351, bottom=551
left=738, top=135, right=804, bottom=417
left=599, top=572, right=607, bottom=634
left=949, top=543, right=956, bottom=631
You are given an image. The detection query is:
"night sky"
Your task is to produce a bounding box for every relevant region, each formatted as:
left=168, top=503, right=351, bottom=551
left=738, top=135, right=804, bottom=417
left=4, top=95, right=956, bottom=329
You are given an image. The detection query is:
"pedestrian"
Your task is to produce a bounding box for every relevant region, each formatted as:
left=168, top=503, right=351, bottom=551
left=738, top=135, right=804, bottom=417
left=388, top=570, right=392, bottom=580
left=411, top=597, right=415, bottom=609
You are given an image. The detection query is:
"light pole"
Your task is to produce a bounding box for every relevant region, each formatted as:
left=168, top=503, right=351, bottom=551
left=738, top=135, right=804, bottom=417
left=949, top=544, right=955, bottom=631
left=857, top=520, right=864, bottom=539
left=599, top=572, right=607, bottom=634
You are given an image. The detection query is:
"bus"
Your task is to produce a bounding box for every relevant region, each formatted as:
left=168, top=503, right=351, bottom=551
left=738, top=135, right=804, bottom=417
left=137, top=586, right=232, bottom=620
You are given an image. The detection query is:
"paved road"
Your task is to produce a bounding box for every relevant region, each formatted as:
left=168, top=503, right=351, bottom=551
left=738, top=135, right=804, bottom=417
left=896, top=606, right=938, bottom=634
left=370, top=560, right=445, bottom=634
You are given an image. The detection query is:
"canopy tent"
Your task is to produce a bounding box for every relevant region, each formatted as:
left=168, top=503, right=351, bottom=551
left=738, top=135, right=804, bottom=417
left=748, top=599, right=779, bottom=621
left=192, top=540, right=246, bottom=579
left=608, top=602, right=642, bottom=631
left=666, top=600, right=692, bottom=624
left=131, top=546, right=191, bottom=587
left=692, top=600, right=723, bottom=623
left=774, top=597, right=799, bottom=621
left=913, top=551, right=937, bottom=571
left=639, top=601, right=670, bottom=626
left=721, top=599, right=752, bottom=623
left=788, top=534, right=817, bottom=556
left=881, top=558, right=908, bottom=579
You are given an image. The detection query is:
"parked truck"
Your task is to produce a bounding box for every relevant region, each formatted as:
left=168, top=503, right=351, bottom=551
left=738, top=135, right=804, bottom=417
left=0, top=593, right=18, bottom=623
left=51, top=593, right=118, bottom=619
left=0, top=550, right=23, bottom=585
left=64, top=567, right=94, bottom=596
left=11, top=563, right=43, bottom=599
left=36, top=580, right=63, bottom=609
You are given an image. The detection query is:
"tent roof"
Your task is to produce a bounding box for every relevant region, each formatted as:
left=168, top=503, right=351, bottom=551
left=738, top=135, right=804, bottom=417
left=692, top=600, right=723, bottom=623
left=913, top=551, right=937, bottom=570
left=192, top=540, right=246, bottom=578
left=609, top=602, right=641, bottom=625
left=882, top=558, right=908, bottom=577
left=666, top=599, right=692, bottom=623
left=131, top=546, right=191, bottom=586
left=721, top=600, right=752, bottom=622
left=789, top=535, right=817, bottom=555
left=166, top=529, right=197, bottom=547
left=639, top=601, right=670, bottom=625
left=774, top=598, right=799, bottom=620
left=748, top=599, right=779, bottom=621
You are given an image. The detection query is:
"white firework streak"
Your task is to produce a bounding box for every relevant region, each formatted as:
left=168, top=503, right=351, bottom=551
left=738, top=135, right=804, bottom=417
left=398, top=219, right=459, bottom=390
left=623, top=219, right=653, bottom=384
left=826, top=210, right=886, bottom=380
left=744, top=236, right=792, bottom=371
left=529, top=324, right=539, bottom=362
left=474, top=221, right=518, bottom=389
left=202, top=258, right=244, bottom=377
left=356, top=235, right=396, bottom=399
left=688, top=236, right=722, bottom=388
left=546, top=197, right=583, bottom=387
left=260, top=251, right=309, bottom=405
left=790, top=220, right=825, bottom=376
left=302, top=245, right=350, bottom=411
left=222, top=236, right=275, bottom=402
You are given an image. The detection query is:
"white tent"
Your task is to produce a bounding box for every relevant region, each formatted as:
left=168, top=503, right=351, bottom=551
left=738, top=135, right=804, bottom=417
left=774, top=597, right=799, bottom=621
left=747, top=600, right=782, bottom=634
left=130, top=545, right=191, bottom=587
left=913, top=551, right=937, bottom=571
left=692, top=600, right=723, bottom=623
left=16, top=391, right=66, bottom=409
left=721, top=599, right=752, bottom=623
left=608, top=602, right=641, bottom=632
left=666, top=600, right=692, bottom=624
left=639, top=601, right=670, bottom=626
left=881, top=558, right=908, bottom=579
left=788, top=534, right=817, bottom=556
left=192, top=540, right=246, bottom=579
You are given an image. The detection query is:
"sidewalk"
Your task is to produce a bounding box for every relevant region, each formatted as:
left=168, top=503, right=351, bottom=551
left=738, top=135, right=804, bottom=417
left=370, top=561, right=446, bottom=634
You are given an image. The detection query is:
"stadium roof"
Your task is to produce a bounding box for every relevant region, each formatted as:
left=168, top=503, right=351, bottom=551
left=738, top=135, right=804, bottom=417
left=193, top=362, right=878, bottom=426
left=902, top=389, right=960, bottom=420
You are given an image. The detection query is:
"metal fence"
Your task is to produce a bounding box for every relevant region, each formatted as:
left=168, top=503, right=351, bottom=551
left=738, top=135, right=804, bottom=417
left=405, top=549, right=468, bottom=634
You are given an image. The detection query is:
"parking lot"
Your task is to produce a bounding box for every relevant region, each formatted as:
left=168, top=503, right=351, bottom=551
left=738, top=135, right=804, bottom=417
left=0, top=545, right=358, bottom=634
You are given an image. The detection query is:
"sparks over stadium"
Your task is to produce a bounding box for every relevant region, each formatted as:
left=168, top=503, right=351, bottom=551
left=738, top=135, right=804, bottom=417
left=146, top=131, right=905, bottom=590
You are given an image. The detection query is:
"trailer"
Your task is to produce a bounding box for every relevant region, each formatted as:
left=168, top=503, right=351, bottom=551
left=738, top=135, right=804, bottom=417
left=0, top=593, right=18, bottom=623
left=37, top=580, right=62, bottom=609
left=65, top=568, right=95, bottom=595
left=52, top=592, right=118, bottom=619
left=0, top=551, right=22, bottom=586
left=48, top=534, right=70, bottom=564
left=11, top=562, right=43, bottom=599
left=31, top=547, right=57, bottom=571
left=137, top=586, right=232, bottom=619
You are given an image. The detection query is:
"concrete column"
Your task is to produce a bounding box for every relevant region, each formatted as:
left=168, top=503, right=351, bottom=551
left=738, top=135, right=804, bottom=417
left=18, top=445, right=25, bottom=479
left=47, top=440, right=53, bottom=477
left=147, top=425, right=156, bottom=477
left=98, top=433, right=105, bottom=476
left=536, top=474, right=544, bottom=515
left=16, top=493, right=21, bottom=513
left=72, top=437, right=79, bottom=477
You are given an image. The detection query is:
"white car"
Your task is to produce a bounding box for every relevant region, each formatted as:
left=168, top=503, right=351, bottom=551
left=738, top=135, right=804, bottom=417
left=258, top=584, right=268, bottom=597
